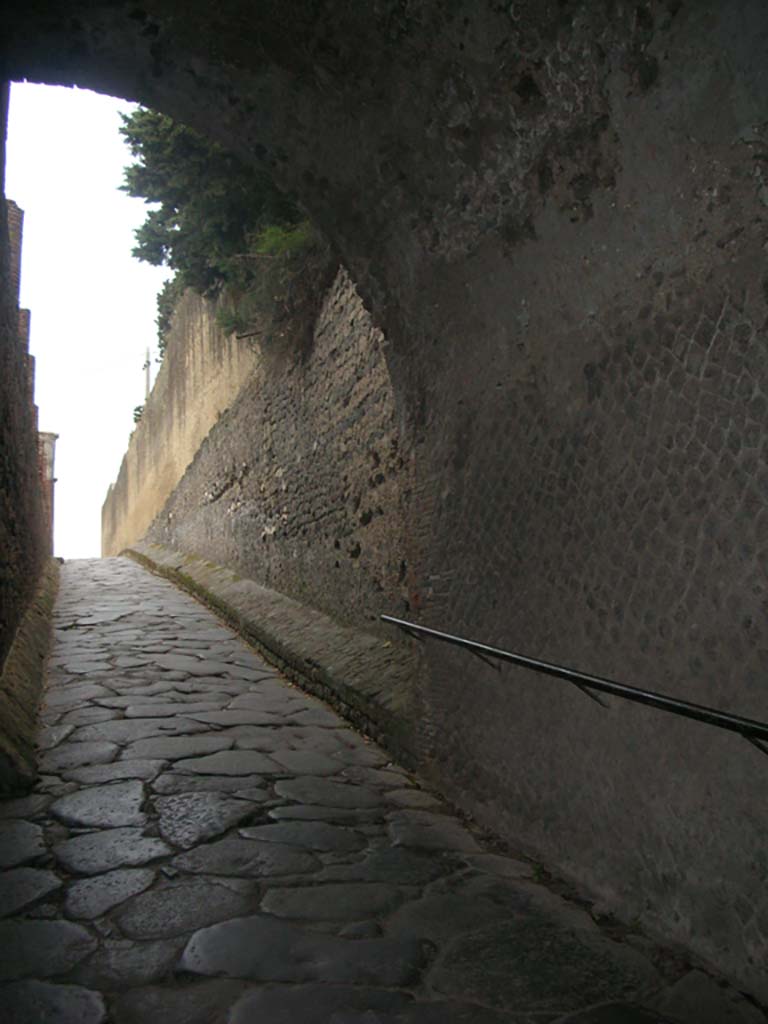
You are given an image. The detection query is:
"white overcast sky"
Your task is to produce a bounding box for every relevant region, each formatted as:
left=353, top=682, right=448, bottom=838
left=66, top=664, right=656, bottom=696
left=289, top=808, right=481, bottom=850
left=5, top=83, right=170, bottom=560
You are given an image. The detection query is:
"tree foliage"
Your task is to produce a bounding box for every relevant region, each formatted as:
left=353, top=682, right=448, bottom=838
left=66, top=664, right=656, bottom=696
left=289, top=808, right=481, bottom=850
left=119, top=108, right=303, bottom=296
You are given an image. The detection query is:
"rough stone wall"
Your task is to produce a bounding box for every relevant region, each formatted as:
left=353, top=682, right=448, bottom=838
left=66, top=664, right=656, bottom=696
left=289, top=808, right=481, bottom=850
left=0, top=86, right=47, bottom=674
left=101, top=289, right=258, bottom=556
left=145, top=268, right=410, bottom=630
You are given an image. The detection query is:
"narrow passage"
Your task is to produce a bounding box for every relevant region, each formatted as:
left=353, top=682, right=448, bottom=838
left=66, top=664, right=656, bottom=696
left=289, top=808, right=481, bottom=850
left=0, top=558, right=673, bottom=1023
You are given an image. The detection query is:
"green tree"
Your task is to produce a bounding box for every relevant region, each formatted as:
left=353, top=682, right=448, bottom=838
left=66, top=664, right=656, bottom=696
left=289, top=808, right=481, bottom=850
left=119, top=108, right=302, bottom=295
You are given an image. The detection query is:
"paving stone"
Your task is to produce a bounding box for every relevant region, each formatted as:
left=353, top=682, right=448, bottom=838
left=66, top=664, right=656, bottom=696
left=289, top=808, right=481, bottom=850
left=275, top=777, right=383, bottom=809
left=0, top=868, right=62, bottom=917
left=72, top=938, right=184, bottom=990
left=63, top=760, right=166, bottom=785
left=122, top=734, right=233, bottom=761
left=268, top=804, right=382, bottom=824
left=155, top=654, right=232, bottom=676
left=0, top=820, right=46, bottom=866
left=152, top=773, right=268, bottom=796
left=37, top=723, right=75, bottom=751
left=61, top=707, right=120, bottom=726
left=430, top=911, right=660, bottom=1014
left=61, top=660, right=112, bottom=674
left=226, top=728, right=286, bottom=751
left=0, top=920, right=97, bottom=980
left=290, top=707, right=342, bottom=727
left=340, top=766, right=412, bottom=789
left=51, top=780, right=146, bottom=828
left=1, top=980, right=107, bottom=1024
left=239, top=821, right=365, bottom=852
left=186, top=708, right=281, bottom=726
left=333, top=742, right=391, bottom=768
left=123, top=702, right=224, bottom=718
left=261, top=882, right=403, bottom=921
left=557, top=1007, right=676, bottom=1024
left=0, top=793, right=51, bottom=819
left=71, top=718, right=211, bottom=745
left=270, top=750, right=343, bottom=775
left=174, top=750, right=279, bottom=775
left=155, top=792, right=255, bottom=848
left=387, top=874, right=534, bottom=946
left=318, top=847, right=457, bottom=886
left=172, top=837, right=320, bottom=877
left=181, top=914, right=428, bottom=985
left=113, top=878, right=256, bottom=938
left=110, top=980, right=246, bottom=1024
left=45, top=684, right=114, bottom=708
left=39, top=741, right=119, bottom=773
left=54, top=827, right=172, bottom=875
left=464, top=853, right=535, bottom=880
left=227, top=984, right=412, bottom=1024
left=385, top=788, right=444, bottom=810
left=65, top=869, right=156, bottom=919
left=651, top=969, right=766, bottom=1024
left=387, top=810, right=482, bottom=852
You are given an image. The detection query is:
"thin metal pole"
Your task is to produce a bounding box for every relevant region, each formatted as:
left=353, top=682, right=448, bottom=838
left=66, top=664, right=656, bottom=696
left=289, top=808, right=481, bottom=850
left=380, top=614, right=768, bottom=745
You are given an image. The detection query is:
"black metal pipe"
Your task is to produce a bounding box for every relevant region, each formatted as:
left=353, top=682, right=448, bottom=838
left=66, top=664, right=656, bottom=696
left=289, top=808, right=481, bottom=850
left=380, top=614, right=768, bottom=745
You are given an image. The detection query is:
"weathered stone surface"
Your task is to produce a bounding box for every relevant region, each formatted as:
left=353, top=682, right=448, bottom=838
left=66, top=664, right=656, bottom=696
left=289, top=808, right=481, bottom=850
left=72, top=938, right=184, bottom=990
left=0, top=820, right=45, bottom=866
left=152, top=773, right=267, bottom=796
left=37, top=723, right=75, bottom=750
left=318, top=847, right=456, bottom=886
left=54, top=827, right=172, bottom=875
left=268, top=803, right=381, bottom=824
left=385, top=788, right=443, bottom=810
left=156, top=792, right=254, bottom=848
left=464, top=854, right=535, bottom=881
left=174, top=750, right=278, bottom=775
left=63, top=760, right=166, bottom=785
left=239, top=821, right=364, bottom=852
left=1, top=980, right=107, bottom=1024
left=227, top=984, right=412, bottom=1024
left=124, top=702, right=222, bottom=718
left=0, top=868, right=62, bottom=917
left=172, top=837, right=320, bottom=877
left=0, top=793, right=50, bottom=819
left=39, top=741, right=119, bottom=773
left=122, top=734, right=232, bottom=761
left=72, top=718, right=210, bottom=745
left=186, top=709, right=279, bottom=726
left=181, top=914, right=428, bottom=985
left=387, top=811, right=482, bottom=853
left=62, top=707, right=119, bottom=726
left=270, top=750, right=342, bottom=775
left=113, top=879, right=255, bottom=938
left=651, top=969, right=766, bottom=1024
left=111, top=980, right=246, bottom=1024
left=275, top=777, right=382, bottom=809
left=65, top=868, right=156, bottom=919
left=0, top=920, right=97, bottom=980
left=431, top=915, right=660, bottom=1014
left=261, top=882, right=402, bottom=921
left=555, top=1007, right=674, bottom=1024
left=45, top=684, right=113, bottom=708
left=51, top=780, right=146, bottom=828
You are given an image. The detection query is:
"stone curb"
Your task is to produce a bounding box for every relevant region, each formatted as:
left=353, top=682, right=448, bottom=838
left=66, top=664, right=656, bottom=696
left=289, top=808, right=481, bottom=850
left=0, top=558, right=60, bottom=793
left=125, top=542, right=423, bottom=769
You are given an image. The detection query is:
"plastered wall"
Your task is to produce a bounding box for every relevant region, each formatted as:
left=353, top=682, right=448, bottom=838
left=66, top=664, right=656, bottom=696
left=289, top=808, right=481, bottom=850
left=101, top=290, right=257, bottom=556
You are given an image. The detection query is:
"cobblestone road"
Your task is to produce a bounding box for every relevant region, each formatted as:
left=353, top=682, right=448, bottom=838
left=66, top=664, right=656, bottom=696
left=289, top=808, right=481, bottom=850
left=0, top=558, right=737, bottom=1023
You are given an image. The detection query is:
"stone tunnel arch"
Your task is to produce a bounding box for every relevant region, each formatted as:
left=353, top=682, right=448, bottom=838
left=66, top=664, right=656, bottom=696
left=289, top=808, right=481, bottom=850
left=3, top=0, right=768, bottom=1002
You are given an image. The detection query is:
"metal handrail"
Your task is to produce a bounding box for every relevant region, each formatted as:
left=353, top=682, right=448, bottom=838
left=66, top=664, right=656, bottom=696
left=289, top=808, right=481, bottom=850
left=380, top=614, right=768, bottom=755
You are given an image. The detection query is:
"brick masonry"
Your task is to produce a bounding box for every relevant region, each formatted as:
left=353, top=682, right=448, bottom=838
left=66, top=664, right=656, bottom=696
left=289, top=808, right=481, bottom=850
left=144, top=268, right=412, bottom=633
